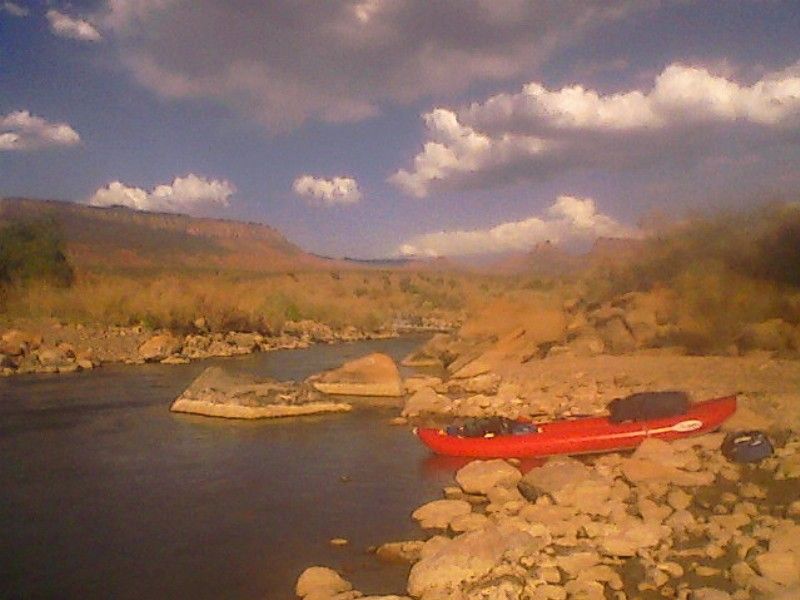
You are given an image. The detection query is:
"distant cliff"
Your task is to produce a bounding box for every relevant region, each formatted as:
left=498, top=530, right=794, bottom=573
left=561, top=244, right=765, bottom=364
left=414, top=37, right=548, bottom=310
left=0, top=198, right=335, bottom=274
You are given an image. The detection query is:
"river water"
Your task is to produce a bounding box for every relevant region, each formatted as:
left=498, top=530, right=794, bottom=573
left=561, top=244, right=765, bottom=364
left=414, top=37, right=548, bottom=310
left=0, top=336, right=454, bottom=600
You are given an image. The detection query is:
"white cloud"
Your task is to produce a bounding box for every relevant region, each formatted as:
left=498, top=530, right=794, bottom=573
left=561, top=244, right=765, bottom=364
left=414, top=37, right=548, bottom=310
left=392, top=62, right=800, bottom=197
left=97, top=0, right=650, bottom=129
left=2, top=1, right=29, bottom=17
left=292, top=175, right=361, bottom=206
left=88, top=174, right=235, bottom=214
left=398, top=195, right=639, bottom=257
left=0, top=110, right=81, bottom=151
left=47, top=9, right=102, bottom=42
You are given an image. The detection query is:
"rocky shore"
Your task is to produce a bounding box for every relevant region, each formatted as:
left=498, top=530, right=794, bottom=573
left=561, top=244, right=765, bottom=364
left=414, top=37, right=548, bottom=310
left=0, top=316, right=457, bottom=378
left=290, top=298, right=800, bottom=599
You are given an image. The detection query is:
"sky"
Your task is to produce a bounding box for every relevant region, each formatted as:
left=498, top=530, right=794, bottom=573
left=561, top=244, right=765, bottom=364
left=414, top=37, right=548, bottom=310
left=2, top=0, right=800, bottom=258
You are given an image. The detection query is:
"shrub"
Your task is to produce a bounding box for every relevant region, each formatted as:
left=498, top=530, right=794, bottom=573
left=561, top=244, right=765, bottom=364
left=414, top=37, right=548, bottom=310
left=0, top=219, right=74, bottom=287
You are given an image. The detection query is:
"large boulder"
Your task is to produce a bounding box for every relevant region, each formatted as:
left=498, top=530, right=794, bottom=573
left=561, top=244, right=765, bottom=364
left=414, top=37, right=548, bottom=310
left=171, top=366, right=351, bottom=419
left=517, top=456, right=601, bottom=499
left=138, top=333, right=182, bottom=362
left=296, top=566, right=353, bottom=598
left=311, top=353, right=404, bottom=397
left=407, top=522, right=547, bottom=598
left=455, top=460, right=522, bottom=495
left=402, top=387, right=451, bottom=417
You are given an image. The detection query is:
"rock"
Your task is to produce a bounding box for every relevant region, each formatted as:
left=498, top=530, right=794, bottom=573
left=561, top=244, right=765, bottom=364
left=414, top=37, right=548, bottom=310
left=517, top=456, right=603, bottom=500
left=756, top=551, right=800, bottom=586
left=161, top=355, right=190, bottom=365
left=756, top=550, right=800, bottom=585
left=311, top=353, right=404, bottom=397
left=402, top=388, right=451, bottom=417
left=138, top=333, right=182, bottom=362
left=0, top=329, right=41, bottom=356
left=692, top=589, right=732, bottom=600
left=455, top=460, right=522, bottom=495
left=411, top=499, right=471, bottom=529
left=620, top=457, right=714, bottom=487
left=296, top=566, right=353, bottom=598
left=171, top=366, right=351, bottom=419
left=555, top=551, right=600, bottom=577
left=407, top=522, right=547, bottom=598
left=404, top=376, right=443, bottom=394
left=224, top=331, right=261, bottom=352
left=35, top=346, right=72, bottom=368
left=598, top=518, right=669, bottom=557
left=596, top=317, right=637, bottom=354
left=282, top=320, right=335, bottom=342
left=567, top=332, right=606, bottom=357
left=450, top=512, right=489, bottom=533
left=375, top=541, right=425, bottom=563
left=450, top=373, right=502, bottom=395
left=667, top=488, right=692, bottom=511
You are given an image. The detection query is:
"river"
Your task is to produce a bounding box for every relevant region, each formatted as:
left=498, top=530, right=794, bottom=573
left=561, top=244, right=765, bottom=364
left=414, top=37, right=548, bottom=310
left=0, top=336, right=453, bottom=600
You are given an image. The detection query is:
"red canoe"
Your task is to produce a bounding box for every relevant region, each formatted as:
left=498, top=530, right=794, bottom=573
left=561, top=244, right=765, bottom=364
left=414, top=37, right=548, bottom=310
left=415, top=395, right=737, bottom=458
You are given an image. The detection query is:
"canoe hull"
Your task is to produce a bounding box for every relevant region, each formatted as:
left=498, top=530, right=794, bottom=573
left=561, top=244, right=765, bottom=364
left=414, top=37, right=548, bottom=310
left=415, top=395, right=737, bottom=458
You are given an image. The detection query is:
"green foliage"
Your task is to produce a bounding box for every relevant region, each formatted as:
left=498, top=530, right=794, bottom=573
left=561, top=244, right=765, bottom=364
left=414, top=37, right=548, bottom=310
left=0, top=219, right=74, bottom=288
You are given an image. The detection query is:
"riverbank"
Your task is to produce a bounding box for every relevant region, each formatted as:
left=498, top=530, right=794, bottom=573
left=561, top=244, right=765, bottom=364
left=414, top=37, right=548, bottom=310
left=0, top=316, right=456, bottom=377
left=296, top=336, right=800, bottom=599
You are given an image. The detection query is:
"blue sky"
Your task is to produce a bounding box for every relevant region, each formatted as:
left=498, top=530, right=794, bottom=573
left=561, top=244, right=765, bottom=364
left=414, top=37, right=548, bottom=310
left=2, top=1, right=800, bottom=258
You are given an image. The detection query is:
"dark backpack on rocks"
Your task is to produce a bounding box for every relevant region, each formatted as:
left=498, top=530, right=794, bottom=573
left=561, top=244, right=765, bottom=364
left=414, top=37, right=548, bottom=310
left=721, top=430, right=774, bottom=463
left=607, top=391, right=690, bottom=423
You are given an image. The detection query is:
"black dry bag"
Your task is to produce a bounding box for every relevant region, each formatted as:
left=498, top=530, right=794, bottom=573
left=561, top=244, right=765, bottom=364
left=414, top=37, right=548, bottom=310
left=721, top=430, right=774, bottom=463
left=607, top=391, right=690, bottom=423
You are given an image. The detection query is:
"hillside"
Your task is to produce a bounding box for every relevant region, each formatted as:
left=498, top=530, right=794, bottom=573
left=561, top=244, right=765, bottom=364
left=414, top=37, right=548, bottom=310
left=0, top=197, right=335, bottom=274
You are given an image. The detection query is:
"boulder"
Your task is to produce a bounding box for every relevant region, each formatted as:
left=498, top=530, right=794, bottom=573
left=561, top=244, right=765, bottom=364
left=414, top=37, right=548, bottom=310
left=0, top=329, right=41, bottom=356
left=598, top=517, right=668, bottom=557
left=596, top=318, right=637, bottom=354
left=296, top=566, right=353, bottom=598
left=567, top=331, right=605, bottom=357
left=311, top=353, right=404, bottom=397
left=375, top=541, right=425, bottom=563
left=455, top=460, right=522, bottom=495
left=755, top=552, right=799, bottom=586
left=407, top=522, right=546, bottom=598
left=171, top=366, right=351, bottom=419
left=138, top=333, right=182, bottom=362
left=517, top=456, right=601, bottom=499
left=412, top=499, right=471, bottom=530
left=282, top=320, right=335, bottom=343
left=402, top=388, right=451, bottom=417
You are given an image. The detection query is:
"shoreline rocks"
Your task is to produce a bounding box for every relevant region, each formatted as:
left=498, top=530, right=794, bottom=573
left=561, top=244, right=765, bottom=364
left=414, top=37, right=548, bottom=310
left=1, top=317, right=451, bottom=378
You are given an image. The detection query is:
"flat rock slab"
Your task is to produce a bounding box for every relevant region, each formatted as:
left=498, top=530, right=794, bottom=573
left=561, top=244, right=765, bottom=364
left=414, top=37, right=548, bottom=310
left=171, top=366, right=351, bottom=419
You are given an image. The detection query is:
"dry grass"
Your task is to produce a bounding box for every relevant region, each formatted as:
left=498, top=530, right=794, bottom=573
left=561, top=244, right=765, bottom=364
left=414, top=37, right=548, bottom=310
left=0, top=269, right=525, bottom=333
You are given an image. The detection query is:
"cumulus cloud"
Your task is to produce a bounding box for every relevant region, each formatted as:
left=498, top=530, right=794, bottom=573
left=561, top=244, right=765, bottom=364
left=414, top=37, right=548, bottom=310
left=97, top=0, right=648, bottom=129
left=88, top=173, right=235, bottom=213
left=391, top=62, right=800, bottom=197
left=398, top=195, right=638, bottom=257
left=0, top=110, right=81, bottom=151
left=292, top=175, right=361, bottom=206
left=2, top=1, right=29, bottom=17
left=47, top=9, right=102, bottom=42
